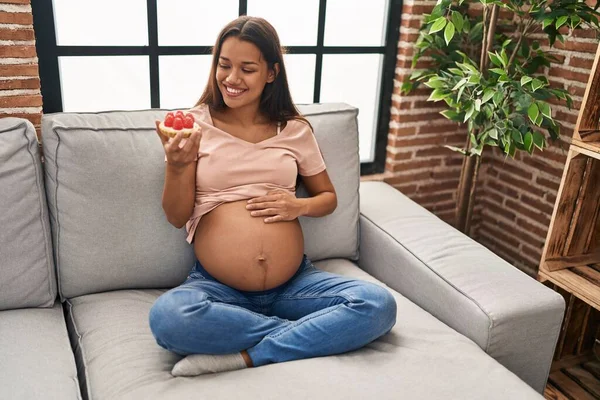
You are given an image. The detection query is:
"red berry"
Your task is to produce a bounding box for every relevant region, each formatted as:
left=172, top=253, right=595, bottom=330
left=183, top=116, right=194, bottom=129
left=185, top=113, right=195, bottom=123
left=173, top=117, right=184, bottom=130
left=164, top=114, right=174, bottom=127
left=166, top=112, right=174, bottom=119
left=175, top=111, right=185, bottom=119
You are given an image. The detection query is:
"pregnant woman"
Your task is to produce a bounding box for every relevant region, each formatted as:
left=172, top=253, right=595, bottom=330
left=149, top=16, right=397, bottom=377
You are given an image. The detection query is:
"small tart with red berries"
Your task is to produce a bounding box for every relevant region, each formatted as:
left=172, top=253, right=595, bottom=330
left=159, top=111, right=200, bottom=138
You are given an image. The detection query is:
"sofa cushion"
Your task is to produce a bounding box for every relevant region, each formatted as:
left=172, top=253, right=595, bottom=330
left=65, top=260, right=540, bottom=400
left=0, top=302, right=81, bottom=399
left=41, top=104, right=359, bottom=299
left=0, top=117, right=57, bottom=310
left=295, top=103, right=360, bottom=262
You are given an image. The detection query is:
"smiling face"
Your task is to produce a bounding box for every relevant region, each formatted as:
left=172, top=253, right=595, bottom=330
left=216, top=36, right=278, bottom=111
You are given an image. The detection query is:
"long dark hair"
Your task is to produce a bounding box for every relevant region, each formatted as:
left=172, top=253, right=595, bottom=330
left=196, top=16, right=310, bottom=127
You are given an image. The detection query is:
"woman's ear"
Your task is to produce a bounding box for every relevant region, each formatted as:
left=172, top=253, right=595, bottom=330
left=267, top=63, right=280, bottom=83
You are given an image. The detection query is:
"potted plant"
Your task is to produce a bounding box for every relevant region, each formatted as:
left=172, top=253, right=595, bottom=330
left=402, top=0, right=600, bottom=234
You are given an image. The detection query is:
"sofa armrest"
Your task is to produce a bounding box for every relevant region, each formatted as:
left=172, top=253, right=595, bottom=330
left=358, top=181, right=565, bottom=393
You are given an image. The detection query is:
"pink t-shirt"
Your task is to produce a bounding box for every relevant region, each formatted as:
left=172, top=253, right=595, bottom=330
left=174, top=103, right=326, bottom=244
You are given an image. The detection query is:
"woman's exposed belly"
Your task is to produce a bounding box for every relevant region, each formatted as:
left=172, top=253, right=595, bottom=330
left=193, top=200, right=305, bottom=291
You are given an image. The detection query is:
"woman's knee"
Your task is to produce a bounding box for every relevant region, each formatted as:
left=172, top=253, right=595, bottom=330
left=358, top=283, right=397, bottom=333
left=148, top=289, right=209, bottom=346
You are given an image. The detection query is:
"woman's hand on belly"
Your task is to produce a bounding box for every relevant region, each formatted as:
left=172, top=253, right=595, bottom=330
left=246, top=189, right=307, bottom=223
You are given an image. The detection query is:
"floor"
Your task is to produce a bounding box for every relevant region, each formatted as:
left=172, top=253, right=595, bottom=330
left=544, top=355, right=600, bottom=399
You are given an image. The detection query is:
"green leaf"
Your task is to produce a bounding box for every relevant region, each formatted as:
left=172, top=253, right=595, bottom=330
left=484, top=104, right=493, bottom=118
left=454, top=50, right=468, bottom=62
left=410, top=70, right=426, bottom=80
left=556, top=15, right=569, bottom=29
left=500, top=48, right=508, bottom=67
left=452, top=78, right=467, bottom=91
left=542, top=18, right=554, bottom=29
left=493, top=91, right=504, bottom=107
left=509, top=142, right=516, bottom=158
left=528, top=103, right=539, bottom=124
left=524, top=132, right=534, bottom=153
left=511, top=129, right=524, bottom=144
left=424, top=79, right=445, bottom=89
left=489, top=128, right=498, bottom=139
left=488, top=52, right=502, bottom=67
left=475, top=98, right=482, bottom=112
left=428, top=89, right=447, bottom=101
left=535, top=113, right=543, bottom=126
left=468, top=74, right=481, bottom=84
left=550, top=89, right=567, bottom=101
left=430, top=17, right=447, bottom=34
left=531, top=78, right=543, bottom=92
left=440, top=110, right=461, bottom=121
left=503, top=140, right=510, bottom=155
left=490, top=68, right=506, bottom=75
left=457, top=62, right=478, bottom=74
left=457, top=84, right=466, bottom=101
left=521, top=76, right=533, bottom=86
left=444, top=145, right=467, bottom=155
left=448, top=67, right=464, bottom=76
left=444, top=21, right=455, bottom=45
left=482, top=89, right=495, bottom=104
left=451, top=11, right=464, bottom=33
left=532, top=131, right=545, bottom=150
left=538, top=102, right=551, bottom=118
left=464, top=104, right=475, bottom=122
left=400, top=81, right=413, bottom=94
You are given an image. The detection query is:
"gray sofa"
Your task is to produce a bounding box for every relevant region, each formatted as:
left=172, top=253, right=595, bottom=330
left=0, top=103, right=565, bottom=400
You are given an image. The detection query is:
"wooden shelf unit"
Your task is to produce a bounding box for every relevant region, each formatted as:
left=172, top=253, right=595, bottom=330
left=538, top=41, right=600, bottom=312
left=572, top=37, right=600, bottom=150
left=538, top=41, right=600, bottom=365
left=539, top=145, right=600, bottom=311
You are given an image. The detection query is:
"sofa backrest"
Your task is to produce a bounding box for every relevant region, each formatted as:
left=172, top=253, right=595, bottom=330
left=0, top=118, right=57, bottom=310
left=41, top=103, right=359, bottom=299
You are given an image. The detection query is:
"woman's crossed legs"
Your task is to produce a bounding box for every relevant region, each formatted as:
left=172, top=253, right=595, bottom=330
left=149, top=256, right=397, bottom=375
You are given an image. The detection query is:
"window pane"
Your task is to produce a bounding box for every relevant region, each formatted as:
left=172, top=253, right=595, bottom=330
left=59, top=56, right=150, bottom=112
left=324, top=0, right=388, bottom=46
left=52, top=0, right=148, bottom=46
left=283, top=54, right=315, bottom=105
left=159, top=55, right=212, bottom=109
left=320, top=54, right=383, bottom=163
left=247, top=0, right=319, bottom=46
left=157, top=0, right=238, bottom=46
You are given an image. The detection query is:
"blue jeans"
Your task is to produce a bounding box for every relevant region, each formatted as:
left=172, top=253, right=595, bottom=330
left=149, top=255, right=397, bottom=367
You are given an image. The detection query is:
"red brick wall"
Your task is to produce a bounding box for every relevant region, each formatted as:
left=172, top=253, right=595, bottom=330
left=388, top=0, right=599, bottom=276
left=0, top=0, right=41, bottom=135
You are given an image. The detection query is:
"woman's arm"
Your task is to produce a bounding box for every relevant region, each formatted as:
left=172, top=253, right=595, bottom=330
left=155, top=121, right=202, bottom=228
left=162, top=163, right=196, bottom=228
left=298, top=170, right=337, bottom=217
